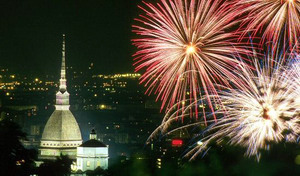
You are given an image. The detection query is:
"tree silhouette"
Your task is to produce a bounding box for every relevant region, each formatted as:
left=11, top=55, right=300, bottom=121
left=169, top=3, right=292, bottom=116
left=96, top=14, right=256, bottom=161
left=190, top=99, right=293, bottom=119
left=0, top=119, right=37, bottom=176
left=38, top=155, right=73, bottom=176
left=86, top=166, right=109, bottom=176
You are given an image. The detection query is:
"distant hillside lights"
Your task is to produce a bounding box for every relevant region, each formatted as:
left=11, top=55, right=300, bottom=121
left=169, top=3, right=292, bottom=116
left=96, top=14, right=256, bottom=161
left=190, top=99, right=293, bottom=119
left=0, top=82, right=20, bottom=90
left=94, top=73, right=141, bottom=79
left=0, top=71, right=141, bottom=95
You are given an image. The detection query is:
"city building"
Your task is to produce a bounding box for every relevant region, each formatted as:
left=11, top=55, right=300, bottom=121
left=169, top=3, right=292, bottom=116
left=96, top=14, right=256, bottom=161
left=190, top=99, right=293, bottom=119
left=76, top=129, right=109, bottom=171
left=39, top=34, right=82, bottom=160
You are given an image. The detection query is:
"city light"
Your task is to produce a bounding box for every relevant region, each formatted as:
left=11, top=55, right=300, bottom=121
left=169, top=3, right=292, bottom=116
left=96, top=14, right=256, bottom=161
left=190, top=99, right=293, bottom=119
left=172, top=139, right=183, bottom=147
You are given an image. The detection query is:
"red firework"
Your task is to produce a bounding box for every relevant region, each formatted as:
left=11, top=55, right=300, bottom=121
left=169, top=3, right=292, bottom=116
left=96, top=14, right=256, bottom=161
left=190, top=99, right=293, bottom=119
left=132, top=0, right=250, bottom=122
left=235, top=0, right=300, bottom=50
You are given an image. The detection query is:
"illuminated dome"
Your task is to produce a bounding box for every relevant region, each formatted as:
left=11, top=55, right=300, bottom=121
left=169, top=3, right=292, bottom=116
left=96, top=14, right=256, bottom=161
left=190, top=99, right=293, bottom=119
left=41, top=110, right=82, bottom=141
left=39, top=35, right=82, bottom=160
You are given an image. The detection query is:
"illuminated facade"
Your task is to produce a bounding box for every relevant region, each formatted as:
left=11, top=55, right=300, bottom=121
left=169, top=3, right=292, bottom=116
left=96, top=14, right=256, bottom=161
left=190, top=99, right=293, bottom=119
left=76, top=129, right=109, bottom=171
left=39, top=35, right=82, bottom=160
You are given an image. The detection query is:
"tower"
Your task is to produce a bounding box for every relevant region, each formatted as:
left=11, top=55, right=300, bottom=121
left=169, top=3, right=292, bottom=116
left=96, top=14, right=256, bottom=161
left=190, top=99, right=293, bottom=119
left=39, top=35, right=82, bottom=160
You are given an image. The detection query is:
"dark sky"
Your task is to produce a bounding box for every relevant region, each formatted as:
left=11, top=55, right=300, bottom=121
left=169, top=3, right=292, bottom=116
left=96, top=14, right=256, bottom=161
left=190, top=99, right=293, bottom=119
left=0, top=0, right=145, bottom=74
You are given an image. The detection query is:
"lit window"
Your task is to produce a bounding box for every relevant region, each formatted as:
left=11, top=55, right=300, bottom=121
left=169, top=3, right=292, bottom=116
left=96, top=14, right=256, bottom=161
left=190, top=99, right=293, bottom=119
left=97, top=161, right=101, bottom=167
left=87, top=161, right=90, bottom=167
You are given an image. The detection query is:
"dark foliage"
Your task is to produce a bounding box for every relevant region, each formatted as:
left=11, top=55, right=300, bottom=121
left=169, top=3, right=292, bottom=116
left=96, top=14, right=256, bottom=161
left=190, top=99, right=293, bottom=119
left=0, top=119, right=37, bottom=176
left=37, top=155, right=73, bottom=176
left=86, top=166, right=110, bottom=176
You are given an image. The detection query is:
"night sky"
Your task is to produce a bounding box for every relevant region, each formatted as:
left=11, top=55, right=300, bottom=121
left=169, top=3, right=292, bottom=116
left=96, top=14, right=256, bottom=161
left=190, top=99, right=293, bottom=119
left=0, top=0, right=146, bottom=75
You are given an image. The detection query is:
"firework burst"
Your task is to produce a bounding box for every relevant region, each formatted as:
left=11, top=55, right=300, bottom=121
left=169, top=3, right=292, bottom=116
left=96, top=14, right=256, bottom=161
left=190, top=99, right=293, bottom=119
left=236, top=0, right=300, bottom=49
left=179, top=52, right=300, bottom=161
left=132, top=0, right=250, bottom=122
left=289, top=54, right=300, bottom=103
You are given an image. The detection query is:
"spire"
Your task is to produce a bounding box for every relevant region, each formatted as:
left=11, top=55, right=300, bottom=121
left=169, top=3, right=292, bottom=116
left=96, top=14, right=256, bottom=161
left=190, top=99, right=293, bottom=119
left=59, top=34, right=67, bottom=92
left=56, top=34, right=70, bottom=109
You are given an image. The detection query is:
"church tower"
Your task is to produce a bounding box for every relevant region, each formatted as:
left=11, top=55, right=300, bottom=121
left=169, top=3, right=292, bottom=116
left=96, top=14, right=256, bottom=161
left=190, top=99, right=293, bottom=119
left=39, top=34, right=82, bottom=160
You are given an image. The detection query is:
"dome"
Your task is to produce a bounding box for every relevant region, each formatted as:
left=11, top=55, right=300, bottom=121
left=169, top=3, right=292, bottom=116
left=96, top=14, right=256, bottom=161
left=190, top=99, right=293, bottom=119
left=41, top=109, right=82, bottom=141
left=80, top=139, right=107, bottom=148
left=39, top=34, right=82, bottom=160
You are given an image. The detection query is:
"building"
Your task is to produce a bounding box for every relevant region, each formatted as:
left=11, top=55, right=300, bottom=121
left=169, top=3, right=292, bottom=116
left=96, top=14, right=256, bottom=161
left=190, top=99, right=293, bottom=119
left=39, top=34, right=82, bottom=160
left=76, top=129, right=109, bottom=171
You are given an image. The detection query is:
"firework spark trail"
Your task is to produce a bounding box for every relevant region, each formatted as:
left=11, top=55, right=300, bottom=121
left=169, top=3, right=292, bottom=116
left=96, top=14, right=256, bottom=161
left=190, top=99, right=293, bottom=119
left=172, top=52, right=300, bottom=161
left=184, top=52, right=300, bottom=161
left=289, top=54, right=300, bottom=105
left=147, top=99, right=203, bottom=143
left=235, top=0, right=300, bottom=50
left=132, top=0, right=251, bottom=122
